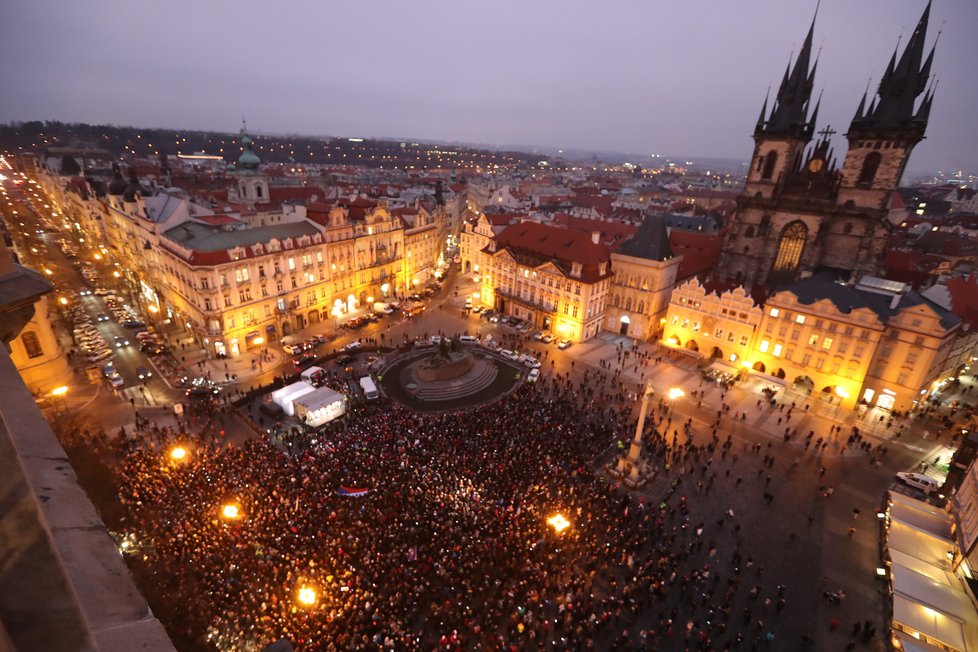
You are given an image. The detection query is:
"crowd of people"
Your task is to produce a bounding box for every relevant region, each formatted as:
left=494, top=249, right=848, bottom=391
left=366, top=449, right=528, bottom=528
left=115, top=354, right=880, bottom=652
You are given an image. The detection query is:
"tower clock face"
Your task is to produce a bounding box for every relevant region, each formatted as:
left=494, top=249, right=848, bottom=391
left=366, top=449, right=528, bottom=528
left=807, top=158, right=824, bottom=173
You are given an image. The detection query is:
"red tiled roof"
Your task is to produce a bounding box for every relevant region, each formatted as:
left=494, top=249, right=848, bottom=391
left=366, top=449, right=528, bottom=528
left=551, top=213, right=638, bottom=248
left=670, top=230, right=723, bottom=280
left=195, top=214, right=241, bottom=226
left=268, top=186, right=321, bottom=203
left=946, top=274, right=978, bottom=327
left=493, top=222, right=611, bottom=268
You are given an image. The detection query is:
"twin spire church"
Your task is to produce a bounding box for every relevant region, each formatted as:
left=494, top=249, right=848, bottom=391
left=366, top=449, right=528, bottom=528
left=717, top=2, right=938, bottom=289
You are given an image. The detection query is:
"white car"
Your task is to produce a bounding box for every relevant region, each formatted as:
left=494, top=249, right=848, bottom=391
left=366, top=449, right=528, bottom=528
left=557, top=339, right=572, bottom=350
left=429, top=335, right=443, bottom=345
left=499, top=349, right=519, bottom=361
left=896, top=472, right=941, bottom=494
left=519, top=354, right=542, bottom=369
left=342, top=341, right=363, bottom=352
left=282, top=344, right=302, bottom=355
left=87, top=349, right=113, bottom=363
left=526, top=368, right=540, bottom=383
left=413, top=338, right=436, bottom=349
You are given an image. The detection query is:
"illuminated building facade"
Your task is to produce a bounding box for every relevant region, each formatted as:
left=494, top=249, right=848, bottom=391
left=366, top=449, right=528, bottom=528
left=480, top=222, right=611, bottom=342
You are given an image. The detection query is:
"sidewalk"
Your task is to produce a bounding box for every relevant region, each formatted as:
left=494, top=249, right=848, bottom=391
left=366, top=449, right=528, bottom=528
left=162, top=330, right=285, bottom=385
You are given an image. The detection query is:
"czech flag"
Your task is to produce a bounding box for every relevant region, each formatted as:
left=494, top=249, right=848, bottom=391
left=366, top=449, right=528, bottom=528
left=337, top=486, right=370, bottom=498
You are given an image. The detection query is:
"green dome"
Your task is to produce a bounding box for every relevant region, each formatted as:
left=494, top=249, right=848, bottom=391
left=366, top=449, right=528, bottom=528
left=237, top=133, right=261, bottom=171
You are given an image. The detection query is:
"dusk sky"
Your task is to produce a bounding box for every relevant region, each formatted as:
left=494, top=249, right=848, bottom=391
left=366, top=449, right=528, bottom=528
left=1, top=1, right=975, bottom=175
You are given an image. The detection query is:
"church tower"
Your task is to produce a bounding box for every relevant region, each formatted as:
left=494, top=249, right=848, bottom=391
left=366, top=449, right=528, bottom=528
left=230, top=124, right=269, bottom=205
left=718, top=3, right=937, bottom=290
left=837, top=1, right=936, bottom=211
left=744, top=14, right=819, bottom=200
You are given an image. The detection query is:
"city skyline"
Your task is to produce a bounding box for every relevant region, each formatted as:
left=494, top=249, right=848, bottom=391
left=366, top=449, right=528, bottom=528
left=0, top=1, right=975, bottom=176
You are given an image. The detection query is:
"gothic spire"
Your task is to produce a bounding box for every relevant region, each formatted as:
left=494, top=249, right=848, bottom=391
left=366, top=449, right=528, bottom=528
left=853, top=0, right=935, bottom=134
left=760, top=8, right=818, bottom=140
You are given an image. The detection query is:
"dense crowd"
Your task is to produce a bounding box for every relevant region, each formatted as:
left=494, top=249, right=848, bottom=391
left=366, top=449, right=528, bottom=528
left=117, top=363, right=872, bottom=651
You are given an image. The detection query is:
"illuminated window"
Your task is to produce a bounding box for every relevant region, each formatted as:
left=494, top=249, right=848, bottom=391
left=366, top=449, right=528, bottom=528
left=769, top=308, right=780, bottom=317
left=771, top=222, right=808, bottom=274
left=795, top=314, right=805, bottom=324
left=772, top=343, right=783, bottom=357
left=759, top=340, right=770, bottom=353
left=822, top=337, right=833, bottom=350
left=20, top=331, right=43, bottom=358
left=808, top=334, right=819, bottom=346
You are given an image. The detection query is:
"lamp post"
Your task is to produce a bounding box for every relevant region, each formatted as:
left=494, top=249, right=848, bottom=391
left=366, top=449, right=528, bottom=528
left=547, top=513, right=571, bottom=534
left=50, top=385, right=68, bottom=415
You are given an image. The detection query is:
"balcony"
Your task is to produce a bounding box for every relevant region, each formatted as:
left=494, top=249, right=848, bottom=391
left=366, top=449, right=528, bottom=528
left=495, top=288, right=555, bottom=314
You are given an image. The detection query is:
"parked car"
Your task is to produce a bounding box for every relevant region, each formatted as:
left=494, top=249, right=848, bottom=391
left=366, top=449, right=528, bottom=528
left=86, top=349, right=113, bottom=362
left=140, top=342, right=167, bottom=355
left=342, top=341, right=363, bottom=352
left=282, top=343, right=303, bottom=355
left=459, top=335, right=479, bottom=344
left=186, top=386, right=219, bottom=399
left=121, top=320, right=147, bottom=330
left=519, top=354, right=542, bottom=369
left=557, top=339, right=572, bottom=350
left=896, top=472, right=941, bottom=494
left=527, top=368, right=541, bottom=383
left=109, top=373, right=125, bottom=388
left=96, top=313, right=110, bottom=322
left=499, top=349, right=519, bottom=361
left=335, top=354, right=355, bottom=366
left=136, top=366, right=152, bottom=380
left=541, top=333, right=555, bottom=344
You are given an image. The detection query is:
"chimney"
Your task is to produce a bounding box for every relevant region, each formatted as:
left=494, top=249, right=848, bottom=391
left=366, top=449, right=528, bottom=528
left=591, top=231, right=600, bottom=245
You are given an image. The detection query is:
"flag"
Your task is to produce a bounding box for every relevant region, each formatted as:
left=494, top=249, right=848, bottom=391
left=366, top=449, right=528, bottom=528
left=337, top=486, right=370, bottom=498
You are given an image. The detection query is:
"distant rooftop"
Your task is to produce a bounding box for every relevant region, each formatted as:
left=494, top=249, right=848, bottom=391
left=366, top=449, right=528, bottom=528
left=163, top=221, right=319, bottom=252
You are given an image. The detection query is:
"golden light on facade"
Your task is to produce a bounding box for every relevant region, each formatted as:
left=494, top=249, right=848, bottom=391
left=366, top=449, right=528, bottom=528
left=547, top=513, right=571, bottom=533
left=668, top=387, right=685, bottom=401
left=147, top=305, right=159, bottom=314
left=835, top=387, right=850, bottom=399
left=93, top=253, right=102, bottom=260
left=297, top=585, right=318, bottom=606
left=112, top=271, right=121, bottom=278
left=51, top=385, right=68, bottom=397
left=169, top=446, right=188, bottom=461
left=58, top=297, right=68, bottom=305
left=252, top=337, right=264, bottom=345
left=221, top=503, right=241, bottom=519
left=742, top=361, right=753, bottom=368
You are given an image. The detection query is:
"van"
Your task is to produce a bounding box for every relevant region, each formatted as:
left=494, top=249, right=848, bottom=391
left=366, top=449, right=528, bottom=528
left=459, top=335, right=478, bottom=344
left=896, top=472, right=941, bottom=494
left=359, top=376, right=379, bottom=400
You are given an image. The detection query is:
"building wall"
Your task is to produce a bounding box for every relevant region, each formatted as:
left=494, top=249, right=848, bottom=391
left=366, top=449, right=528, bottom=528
left=9, top=297, right=72, bottom=395
left=605, top=252, right=680, bottom=340
left=750, top=293, right=884, bottom=409
left=662, top=278, right=762, bottom=365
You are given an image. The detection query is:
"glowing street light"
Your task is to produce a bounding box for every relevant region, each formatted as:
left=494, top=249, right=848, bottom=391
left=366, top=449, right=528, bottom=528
left=51, top=386, right=69, bottom=397
left=297, top=585, right=318, bottom=607
left=147, top=305, right=159, bottom=314
left=112, top=271, right=121, bottom=278
left=58, top=297, right=68, bottom=306
left=221, top=503, right=241, bottom=520
left=547, top=513, right=571, bottom=534
left=169, top=446, right=188, bottom=461
left=668, top=387, right=685, bottom=401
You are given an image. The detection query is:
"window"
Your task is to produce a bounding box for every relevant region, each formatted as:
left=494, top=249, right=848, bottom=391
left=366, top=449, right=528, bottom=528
left=906, top=352, right=919, bottom=365
left=790, top=329, right=800, bottom=341
left=822, top=337, right=833, bottom=350
left=769, top=308, right=780, bottom=317
left=827, top=323, right=837, bottom=333
left=778, top=326, right=787, bottom=337
left=854, top=346, right=864, bottom=358
left=838, top=342, right=848, bottom=354
left=715, top=327, right=724, bottom=338
left=795, top=314, right=806, bottom=324
left=897, top=371, right=909, bottom=386
left=858, top=151, right=882, bottom=185
left=802, top=354, right=812, bottom=366
left=204, top=298, right=213, bottom=311
left=759, top=340, right=770, bottom=353
left=288, top=257, right=296, bottom=271
left=761, top=151, right=778, bottom=180
left=914, top=336, right=924, bottom=346
left=20, top=331, right=43, bottom=358
left=815, top=358, right=826, bottom=371
left=772, top=343, right=783, bottom=357
left=234, top=268, right=250, bottom=283
left=808, top=334, right=819, bottom=346
left=830, top=361, right=841, bottom=374
left=771, top=221, right=808, bottom=275
left=843, top=326, right=853, bottom=336
left=727, top=332, right=736, bottom=342
left=692, top=322, right=701, bottom=332
left=740, top=335, right=749, bottom=346
left=224, top=295, right=232, bottom=308
left=815, top=320, right=824, bottom=329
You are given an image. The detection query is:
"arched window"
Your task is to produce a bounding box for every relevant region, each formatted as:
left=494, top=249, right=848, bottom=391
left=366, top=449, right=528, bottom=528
left=625, top=297, right=632, bottom=311
left=858, top=152, right=882, bottom=185
left=761, top=151, right=778, bottom=180
left=637, top=301, right=645, bottom=314
left=744, top=226, right=756, bottom=238
left=772, top=221, right=808, bottom=274
left=21, top=331, right=43, bottom=359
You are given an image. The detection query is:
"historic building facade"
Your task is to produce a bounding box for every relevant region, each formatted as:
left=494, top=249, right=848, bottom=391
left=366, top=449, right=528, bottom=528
left=480, top=222, right=612, bottom=342
left=605, top=215, right=682, bottom=340
left=717, top=5, right=937, bottom=289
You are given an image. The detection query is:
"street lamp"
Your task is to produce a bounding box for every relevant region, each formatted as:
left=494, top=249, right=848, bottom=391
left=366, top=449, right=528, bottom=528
left=221, top=503, right=241, bottom=520
left=51, top=385, right=68, bottom=397
left=169, top=446, right=188, bottom=461
left=668, top=387, right=685, bottom=401
left=547, top=513, right=571, bottom=534
left=296, top=585, right=318, bottom=607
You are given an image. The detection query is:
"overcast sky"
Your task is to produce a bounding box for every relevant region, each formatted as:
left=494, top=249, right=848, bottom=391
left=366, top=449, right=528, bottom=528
left=1, top=1, right=974, bottom=175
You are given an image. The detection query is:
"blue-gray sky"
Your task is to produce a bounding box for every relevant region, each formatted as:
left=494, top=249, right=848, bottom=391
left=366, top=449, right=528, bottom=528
left=1, top=0, right=975, bottom=175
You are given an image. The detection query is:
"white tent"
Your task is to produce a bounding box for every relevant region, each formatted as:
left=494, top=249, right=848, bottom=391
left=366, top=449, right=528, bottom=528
left=301, top=366, right=326, bottom=382
left=271, top=381, right=316, bottom=417
left=293, top=387, right=346, bottom=428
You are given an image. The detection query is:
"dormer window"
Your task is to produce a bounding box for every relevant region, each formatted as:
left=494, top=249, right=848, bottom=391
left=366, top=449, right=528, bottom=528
left=598, top=262, right=607, bottom=275
left=571, top=262, right=583, bottom=278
